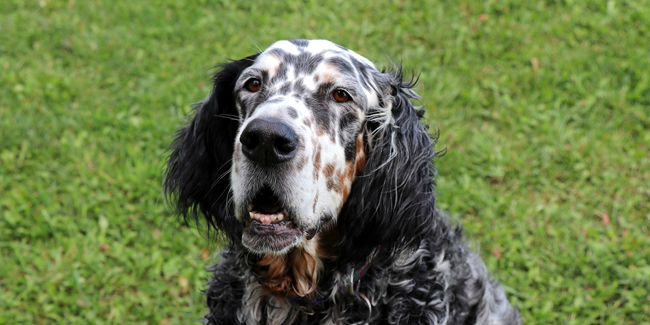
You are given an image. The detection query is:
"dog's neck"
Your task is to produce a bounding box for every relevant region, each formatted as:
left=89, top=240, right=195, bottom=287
left=253, top=228, right=338, bottom=299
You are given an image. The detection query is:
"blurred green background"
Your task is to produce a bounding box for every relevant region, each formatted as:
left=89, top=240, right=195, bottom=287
left=1, top=0, right=649, bottom=324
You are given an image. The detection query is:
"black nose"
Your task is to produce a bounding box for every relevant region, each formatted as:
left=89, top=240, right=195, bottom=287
left=239, top=118, right=299, bottom=164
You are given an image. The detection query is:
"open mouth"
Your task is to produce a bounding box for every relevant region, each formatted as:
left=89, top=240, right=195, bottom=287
left=249, top=187, right=287, bottom=224
left=242, top=187, right=304, bottom=253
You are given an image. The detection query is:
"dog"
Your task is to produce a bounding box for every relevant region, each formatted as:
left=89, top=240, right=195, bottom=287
left=164, top=39, right=522, bottom=324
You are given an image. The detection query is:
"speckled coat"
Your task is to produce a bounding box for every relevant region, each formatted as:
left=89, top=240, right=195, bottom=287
left=164, top=39, right=522, bottom=325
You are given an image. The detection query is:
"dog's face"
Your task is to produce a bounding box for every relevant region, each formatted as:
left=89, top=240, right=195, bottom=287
left=230, top=40, right=384, bottom=254
left=166, top=38, right=434, bottom=267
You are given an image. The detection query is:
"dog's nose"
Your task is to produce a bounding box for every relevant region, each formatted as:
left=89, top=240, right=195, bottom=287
left=240, top=118, right=299, bottom=164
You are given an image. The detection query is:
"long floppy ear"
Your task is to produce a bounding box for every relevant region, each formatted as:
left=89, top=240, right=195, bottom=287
left=164, top=54, right=259, bottom=242
left=336, top=69, right=443, bottom=267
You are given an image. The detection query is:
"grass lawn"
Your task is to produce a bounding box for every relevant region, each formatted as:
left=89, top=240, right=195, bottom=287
left=1, top=0, right=649, bottom=323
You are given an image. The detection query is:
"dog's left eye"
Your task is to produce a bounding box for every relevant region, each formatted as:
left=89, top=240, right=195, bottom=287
left=333, top=89, right=351, bottom=103
left=245, top=78, right=262, bottom=92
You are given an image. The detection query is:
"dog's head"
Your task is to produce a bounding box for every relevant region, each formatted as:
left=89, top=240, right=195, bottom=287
left=166, top=39, right=437, bottom=263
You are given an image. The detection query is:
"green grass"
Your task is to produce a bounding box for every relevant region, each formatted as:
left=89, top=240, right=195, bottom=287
left=1, top=0, right=649, bottom=323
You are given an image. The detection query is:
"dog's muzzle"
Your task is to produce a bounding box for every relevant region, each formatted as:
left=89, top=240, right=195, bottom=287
left=238, top=117, right=306, bottom=253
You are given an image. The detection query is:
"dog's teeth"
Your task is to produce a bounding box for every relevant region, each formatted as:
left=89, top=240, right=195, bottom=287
left=249, top=211, right=287, bottom=223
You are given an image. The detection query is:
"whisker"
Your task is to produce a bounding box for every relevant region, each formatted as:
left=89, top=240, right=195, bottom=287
left=202, top=159, right=233, bottom=200
left=215, top=114, right=241, bottom=122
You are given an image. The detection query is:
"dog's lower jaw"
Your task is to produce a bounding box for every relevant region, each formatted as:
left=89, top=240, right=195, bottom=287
left=241, top=219, right=324, bottom=255
left=241, top=231, right=304, bottom=256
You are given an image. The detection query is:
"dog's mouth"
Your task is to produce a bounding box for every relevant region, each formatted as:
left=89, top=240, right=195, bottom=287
left=242, top=187, right=304, bottom=254
left=249, top=187, right=287, bottom=223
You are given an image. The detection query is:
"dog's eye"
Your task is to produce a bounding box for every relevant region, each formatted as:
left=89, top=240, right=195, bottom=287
left=245, top=79, right=262, bottom=92
left=333, top=89, right=351, bottom=103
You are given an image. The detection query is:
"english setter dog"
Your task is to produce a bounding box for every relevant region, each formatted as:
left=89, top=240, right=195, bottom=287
left=165, top=39, right=522, bottom=324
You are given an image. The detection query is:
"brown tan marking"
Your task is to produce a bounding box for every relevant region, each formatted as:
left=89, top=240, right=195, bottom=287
left=296, top=154, right=309, bottom=172
left=313, top=144, right=321, bottom=181
left=326, top=177, right=342, bottom=193
left=354, top=132, right=367, bottom=177
left=339, top=132, right=367, bottom=206
left=324, top=163, right=343, bottom=193
left=339, top=163, right=355, bottom=203
left=317, top=64, right=341, bottom=84
left=253, top=229, right=337, bottom=299
left=312, top=191, right=319, bottom=213
left=295, top=141, right=308, bottom=172
left=266, top=54, right=282, bottom=77
left=323, top=163, right=335, bottom=178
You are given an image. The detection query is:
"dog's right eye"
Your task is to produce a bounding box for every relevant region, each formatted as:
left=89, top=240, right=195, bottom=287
left=333, top=89, right=351, bottom=103
left=245, top=79, right=262, bottom=92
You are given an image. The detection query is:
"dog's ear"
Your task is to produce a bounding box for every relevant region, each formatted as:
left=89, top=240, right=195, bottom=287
left=336, top=69, right=442, bottom=267
left=164, top=53, right=259, bottom=241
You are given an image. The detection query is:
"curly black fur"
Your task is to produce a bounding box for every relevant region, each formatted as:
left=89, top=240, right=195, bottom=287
left=164, top=42, right=522, bottom=325
left=165, top=53, right=259, bottom=241
left=336, top=71, right=441, bottom=268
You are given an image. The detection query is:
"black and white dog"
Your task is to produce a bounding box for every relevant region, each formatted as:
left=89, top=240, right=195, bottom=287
left=165, top=39, right=521, bottom=324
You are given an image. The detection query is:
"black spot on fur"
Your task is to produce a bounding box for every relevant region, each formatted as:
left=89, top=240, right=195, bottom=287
left=305, top=83, right=334, bottom=137
left=293, top=80, right=307, bottom=96
left=339, top=111, right=357, bottom=136
left=349, top=56, right=373, bottom=89
left=295, top=52, right=323, bottom=75
left=268, top=48, right=288, bottom=58
left=326, top=57, right=355, bottom=75
left=261, top=69, right=269, bottom=83
left=279, top=82, right=292, bottom=95
left=339, top=109, right=360, bottom=162
left=287, top=107, right=298, bottom=118
left=289, top=38, right=309, bottom=47
left=271, top=61, right=288, bottom=83
left=343, top=138, right=357, bottom=162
